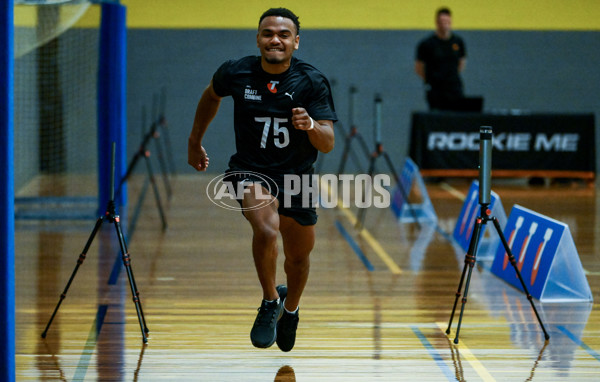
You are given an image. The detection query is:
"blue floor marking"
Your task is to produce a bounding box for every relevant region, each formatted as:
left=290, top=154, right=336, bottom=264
left=411, top=326, right=456, bottom=381
left=108, top=251, right=122, bottom=285
left=73, top=304, right=109, bottom=380
left=335, top=220, right=375, bottom=271
left=412, top=326, right=457, bottom=381
left=558, top=325, right=600, bottom=362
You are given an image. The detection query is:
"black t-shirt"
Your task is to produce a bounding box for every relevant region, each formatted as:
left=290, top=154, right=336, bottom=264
left=416, top=33, right=466, bottom=94
left=212, top=56, right=337, bottom=175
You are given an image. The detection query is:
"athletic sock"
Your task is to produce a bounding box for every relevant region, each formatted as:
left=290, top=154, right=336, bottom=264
left=284, top=304, right=298, bottom=315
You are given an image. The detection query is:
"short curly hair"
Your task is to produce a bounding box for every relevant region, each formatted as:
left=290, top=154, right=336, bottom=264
left=259, top=8, right=300, bottom=35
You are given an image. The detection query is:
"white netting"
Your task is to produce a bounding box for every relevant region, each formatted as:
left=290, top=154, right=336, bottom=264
left=14, top=0, right=99, bottom=215
left=15, top=0, right=91, bottom=58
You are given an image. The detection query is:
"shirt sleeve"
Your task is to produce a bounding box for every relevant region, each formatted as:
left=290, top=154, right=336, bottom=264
left=459, top=37, right=467, bottom=59
left=416, top=39, right=428, bottom=61
left=211, top=60, right=233, bottom=98
left=306, top=74, right=337, bottom=122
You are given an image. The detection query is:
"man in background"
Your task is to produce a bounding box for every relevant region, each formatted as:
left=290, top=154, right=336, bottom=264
left=415, top=7, right=468, bottom=111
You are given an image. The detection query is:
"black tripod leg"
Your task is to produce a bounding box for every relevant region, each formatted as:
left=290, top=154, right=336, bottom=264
left=341, top=142, right=365, bottom=174
left=42, top=216, right=105, bottom=338
left=355, top=133, right=372, bottom=158
left=153, top=133, right=172, bottom=200
left=448, top=218, right=484, bottom=343
left=492, top=217, right=550, bottom=341
left=113, top=215, right=149, bottom=343
left=356, top=153, right=377, bottom=229
left=446, top=254, right=471, bottom=335
left=337, top=126, right=368, bottom=175
left=161, top=122, right=176, bottom=175
left=115, top=150, right=144, bottom=202
left=348, top=146, right=366, bottom=173
left=337, top=130, right=354, bottom=174
left=144, top=152, right=168, bottom=230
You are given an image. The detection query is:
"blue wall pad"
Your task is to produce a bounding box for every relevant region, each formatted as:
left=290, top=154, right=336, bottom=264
left=491, top=204, right=592, bottom=302
left=98, top=3, right=127, bottom=211
left=1, top=0, right=15, bottom=380
left=391, top=157, right=437, bottom=223
left=453, top=180, right=507, bottom=260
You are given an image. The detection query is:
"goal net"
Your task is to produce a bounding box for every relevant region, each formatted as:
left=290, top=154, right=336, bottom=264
left=14, top=0, right=99, bottom=219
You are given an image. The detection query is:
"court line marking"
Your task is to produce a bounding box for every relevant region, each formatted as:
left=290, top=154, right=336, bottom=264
left=436, top=322, right=496, bottom=382
left=322, top=180, right=402, bottom=274
left=335, top=220, right=375, bottom=271
left=558, top=325, right=600, bottom=362
left=440, top=182, right=467, bottom=201
left=411, top=326, right=457, bottom=381
left=74, top=304, right=108, bottom=380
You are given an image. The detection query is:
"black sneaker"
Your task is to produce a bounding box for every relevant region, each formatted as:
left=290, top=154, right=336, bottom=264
left=276, top=284, right=287, bottom=303
left=250, top=298, right=283, bottom=348
left=276, top=307, right=299, bottom=352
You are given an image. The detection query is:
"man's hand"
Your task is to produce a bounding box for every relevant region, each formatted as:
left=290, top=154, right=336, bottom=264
left=188, top=139, right=209, bottom=171
left=291, top=107, right=314, bottom=131
left=291, top=107, right=334, bottom=153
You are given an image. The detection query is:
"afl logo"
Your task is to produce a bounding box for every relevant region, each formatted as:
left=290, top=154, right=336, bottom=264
left=267, top=80, right=279, bottom=93
left=206, top=171, right=279, bottom=211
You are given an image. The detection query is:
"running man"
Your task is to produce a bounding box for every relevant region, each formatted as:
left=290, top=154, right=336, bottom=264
left=188, top=8, right=337, bottom=351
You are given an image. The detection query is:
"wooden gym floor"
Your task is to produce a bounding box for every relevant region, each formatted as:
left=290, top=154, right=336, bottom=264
left=13, top=174, right=600, bottom=381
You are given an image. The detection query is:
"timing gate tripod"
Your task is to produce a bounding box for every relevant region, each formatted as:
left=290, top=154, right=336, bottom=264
left=355, top=94, right=419, bottom=229
left=41, top=143, right=149, bottom=344
left=445, top=126, right=549, bottom=344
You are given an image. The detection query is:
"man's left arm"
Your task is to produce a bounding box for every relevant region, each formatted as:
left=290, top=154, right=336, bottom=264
left=458, top=37, right=467, bottom=72
left=458, top=57, right=466, bottom=72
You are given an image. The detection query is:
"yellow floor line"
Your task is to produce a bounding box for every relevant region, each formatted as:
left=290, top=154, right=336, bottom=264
left=436, top=322, right=496, bottom=381
left=440, top=182, right=467, bottom=201
left=358, top=229, right=402, bottom=274
left=323, top=180, right=402, bottom=275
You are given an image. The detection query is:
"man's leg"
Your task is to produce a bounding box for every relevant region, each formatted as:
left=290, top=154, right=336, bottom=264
left=242, top=184, right=281, bottom=301
left=278, top=215, right=315, bottom=311
left=275, top=215, right=314, bottom=352
left=242, top=183, right=284, bottom=348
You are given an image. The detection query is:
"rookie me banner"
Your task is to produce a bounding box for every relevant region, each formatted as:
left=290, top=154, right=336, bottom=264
left=409, top=112, right=596, bottom=174
left=490, top=205, right=592, bottom=302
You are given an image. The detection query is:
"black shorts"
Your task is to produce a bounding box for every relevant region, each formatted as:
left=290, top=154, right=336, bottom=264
left=223, top=167, right=318, bottom=226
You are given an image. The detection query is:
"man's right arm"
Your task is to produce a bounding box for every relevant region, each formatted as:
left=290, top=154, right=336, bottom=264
left=188, top=81, right=222, bottom=171
left=415, top=39, right=427, bottom=81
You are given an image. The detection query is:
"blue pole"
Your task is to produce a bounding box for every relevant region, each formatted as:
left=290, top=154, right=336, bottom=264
left=98, top=2, right=127, bottom=211
left=0, top=0, right=16, bottom=380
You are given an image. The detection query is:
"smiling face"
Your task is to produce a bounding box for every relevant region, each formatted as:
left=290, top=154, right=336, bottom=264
left=257, top=15, right=300, bottom=73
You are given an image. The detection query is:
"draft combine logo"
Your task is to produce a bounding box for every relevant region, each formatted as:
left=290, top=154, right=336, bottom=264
left=206, top=171, right=278, bottom=211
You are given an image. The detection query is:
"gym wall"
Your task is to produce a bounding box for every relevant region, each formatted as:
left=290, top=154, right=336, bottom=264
left=82, top=1, right=600, bottom=174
